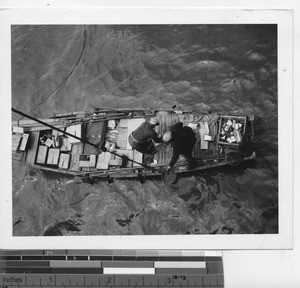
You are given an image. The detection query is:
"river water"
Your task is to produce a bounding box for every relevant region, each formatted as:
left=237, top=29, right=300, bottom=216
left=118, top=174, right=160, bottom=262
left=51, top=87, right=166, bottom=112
left=11, top=25, right=278, bottom=236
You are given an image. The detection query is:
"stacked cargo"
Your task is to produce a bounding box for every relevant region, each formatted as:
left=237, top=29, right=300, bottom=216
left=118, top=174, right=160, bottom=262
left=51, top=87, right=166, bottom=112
left=35, top=124, right=81, bottom=169
left=218, top=116, right=246, bottom=145
left=12, top=126, right=29, bottom=152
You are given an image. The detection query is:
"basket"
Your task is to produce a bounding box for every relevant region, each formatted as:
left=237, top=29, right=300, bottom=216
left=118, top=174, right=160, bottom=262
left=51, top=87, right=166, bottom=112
left=218, top=115, right=246, bottom=146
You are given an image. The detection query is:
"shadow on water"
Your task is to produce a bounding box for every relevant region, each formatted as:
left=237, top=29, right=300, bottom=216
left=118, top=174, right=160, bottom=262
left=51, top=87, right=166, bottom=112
left=43, top=213, right=83, bottom=236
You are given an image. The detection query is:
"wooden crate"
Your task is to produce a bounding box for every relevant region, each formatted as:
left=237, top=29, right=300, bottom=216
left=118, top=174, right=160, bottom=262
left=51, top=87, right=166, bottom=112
left=12, top=134, right=22, bottom=152
left=79, top=154, right=97, bottom=168
left=60, top=137, right=72, bottom=151
left=66, top=124, right=82, bottom=144
left=47, top=148, right=60, bottom=165
left=59, top=153, right=70, bottom=169
left=19, top=133, right=29, bottom=151
left=12, top=126, right=24, bottom=134
left=36, top=145, right=48, bottom=164
left=96, top=152, right=111, bottom=169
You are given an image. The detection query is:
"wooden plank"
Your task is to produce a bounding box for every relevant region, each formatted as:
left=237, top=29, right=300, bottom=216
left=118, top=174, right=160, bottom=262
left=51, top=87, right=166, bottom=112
left=24, top=125, right=65, bottom=132
left=194, top=126, right=201, bottom=158
left=69, top=143, right=83, bottom=171
left=12, top=118, right=60, bottom=126
left=70, top=154, right=80, bottom=171
left=133, top=150, right=143, bottom=167
left=156, top=112, right=164, bottom=164
left=25, top=131, right=40, bottom=165
left=208, top=120, right=217, bottom=154
left=199, top=121, right=210, bottom=150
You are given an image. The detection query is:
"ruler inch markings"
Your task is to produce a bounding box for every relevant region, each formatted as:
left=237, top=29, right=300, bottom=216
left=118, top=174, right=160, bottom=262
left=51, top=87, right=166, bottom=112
left=0, top=250, right=223, bottom=288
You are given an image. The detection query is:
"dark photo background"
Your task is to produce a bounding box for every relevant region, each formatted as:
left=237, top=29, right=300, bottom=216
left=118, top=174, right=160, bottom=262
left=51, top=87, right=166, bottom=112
left=11, top=25, right=278, bottom=236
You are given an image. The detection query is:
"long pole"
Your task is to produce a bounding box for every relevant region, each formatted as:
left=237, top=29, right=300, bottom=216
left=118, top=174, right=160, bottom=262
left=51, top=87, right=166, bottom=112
left=12, top=108, right=149, bottom=168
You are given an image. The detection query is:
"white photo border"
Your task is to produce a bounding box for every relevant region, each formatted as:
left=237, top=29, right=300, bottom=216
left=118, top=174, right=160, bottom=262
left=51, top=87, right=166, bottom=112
left=0, top=8, right=293, bottom=249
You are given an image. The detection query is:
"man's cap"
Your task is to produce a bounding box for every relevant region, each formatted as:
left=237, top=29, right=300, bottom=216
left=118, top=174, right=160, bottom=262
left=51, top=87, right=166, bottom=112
left=149, top=117, right=159, bottom=126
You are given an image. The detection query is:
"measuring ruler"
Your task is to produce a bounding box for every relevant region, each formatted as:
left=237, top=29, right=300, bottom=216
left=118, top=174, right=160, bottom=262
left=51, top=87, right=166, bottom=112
left=0, top=250, right=224, bottom=288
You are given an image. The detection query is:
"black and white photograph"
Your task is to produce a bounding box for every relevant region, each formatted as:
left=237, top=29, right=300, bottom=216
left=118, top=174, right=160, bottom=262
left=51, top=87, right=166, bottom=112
left=0, top=3, right=298, bottom=287
left=10, top=23, right=279, bottom=237
left=0, top=7, right=291, bottom=250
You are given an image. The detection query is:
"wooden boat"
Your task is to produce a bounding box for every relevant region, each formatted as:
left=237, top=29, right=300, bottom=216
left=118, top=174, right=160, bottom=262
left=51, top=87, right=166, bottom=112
left=12, top=107, right=256, bottom=181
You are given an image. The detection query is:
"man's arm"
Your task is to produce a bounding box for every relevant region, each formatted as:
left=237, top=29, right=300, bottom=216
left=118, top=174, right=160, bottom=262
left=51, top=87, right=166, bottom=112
left=149, top=129, right=162, bottom=143
left=169, top=149, right=180, bottom=167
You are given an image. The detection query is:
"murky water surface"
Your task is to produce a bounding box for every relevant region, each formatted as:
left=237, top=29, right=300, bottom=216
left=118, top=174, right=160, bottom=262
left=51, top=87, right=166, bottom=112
left=11, top=25, right=278, bottom=235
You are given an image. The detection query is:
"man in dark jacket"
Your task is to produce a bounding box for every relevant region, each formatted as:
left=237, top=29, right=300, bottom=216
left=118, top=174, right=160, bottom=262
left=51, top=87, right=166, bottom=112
left=128, top=117, right=162, bottom=154
left=163, top=122, right=197, bottom=170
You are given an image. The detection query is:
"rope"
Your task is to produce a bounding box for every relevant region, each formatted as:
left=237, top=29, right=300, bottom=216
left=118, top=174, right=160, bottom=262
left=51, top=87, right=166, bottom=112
left=12, top=107, right=149, bottom=168
left=19, top=27, right=87, bottom=120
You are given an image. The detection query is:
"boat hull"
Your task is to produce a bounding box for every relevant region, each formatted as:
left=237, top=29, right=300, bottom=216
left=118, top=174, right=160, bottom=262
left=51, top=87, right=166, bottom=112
left=12, top=108, right=256, bottom=180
